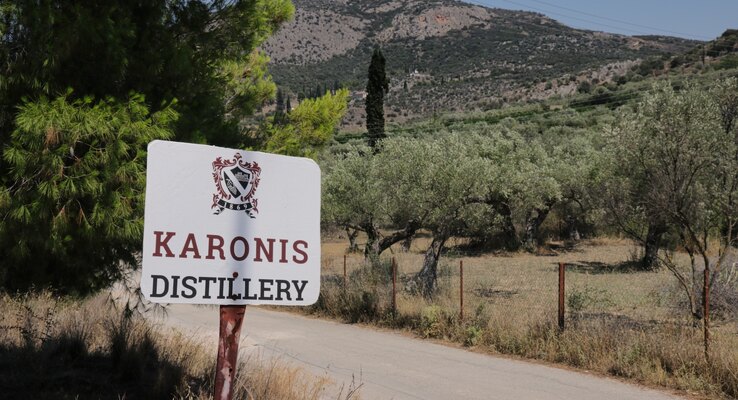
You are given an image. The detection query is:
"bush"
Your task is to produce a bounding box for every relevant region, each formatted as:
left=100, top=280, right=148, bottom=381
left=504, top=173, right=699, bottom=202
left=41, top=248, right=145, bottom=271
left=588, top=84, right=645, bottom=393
left=0, top=95, right=175, bottom=295
left=308, top=261, right=393, bottom=323
left=717, top=54, right=738, bottom=70
left=567, top=284, right=614, bottom=315
left=420, top=305, right=445, bottom=338
left=668, top=253, right=738, bottom=321
left=463, top=326, right=484, bottom=346
left=576, top=81, right=592, bottom=94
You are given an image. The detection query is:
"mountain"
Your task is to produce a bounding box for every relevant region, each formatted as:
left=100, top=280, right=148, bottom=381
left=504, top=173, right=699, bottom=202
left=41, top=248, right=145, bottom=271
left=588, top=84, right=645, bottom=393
left=262, top=0, right=701, bottom=129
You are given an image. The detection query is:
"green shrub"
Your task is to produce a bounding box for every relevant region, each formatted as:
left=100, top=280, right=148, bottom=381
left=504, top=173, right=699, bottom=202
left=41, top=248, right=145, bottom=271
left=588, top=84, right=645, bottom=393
left=420, top=305, right=445, bottom=338
left=567, top=284, right=613, bottom=314
left=717, top=54, right=738, bottom=70
left=463, top=326, right=484, bottom=347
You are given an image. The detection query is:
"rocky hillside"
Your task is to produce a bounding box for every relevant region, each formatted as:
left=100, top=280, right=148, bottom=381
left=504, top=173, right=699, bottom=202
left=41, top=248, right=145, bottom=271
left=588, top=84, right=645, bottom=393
left=262, top=0, right=700, bottom=129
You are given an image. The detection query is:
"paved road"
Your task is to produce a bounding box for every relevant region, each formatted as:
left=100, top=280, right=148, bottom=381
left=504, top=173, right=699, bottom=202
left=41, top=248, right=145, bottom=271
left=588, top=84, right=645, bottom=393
left=155, top=305, right=681, bottom=400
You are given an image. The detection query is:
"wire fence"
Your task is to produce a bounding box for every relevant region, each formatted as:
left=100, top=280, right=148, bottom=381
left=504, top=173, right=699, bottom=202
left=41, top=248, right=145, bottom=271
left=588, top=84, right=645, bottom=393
left=318, top=247, right=737, bottom=333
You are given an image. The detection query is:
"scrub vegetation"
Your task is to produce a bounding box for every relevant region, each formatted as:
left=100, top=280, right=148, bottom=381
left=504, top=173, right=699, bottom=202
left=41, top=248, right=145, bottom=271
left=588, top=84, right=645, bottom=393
left=264, top=0, right=700, bottom=127
left=0, top=291, right=360, bottom=399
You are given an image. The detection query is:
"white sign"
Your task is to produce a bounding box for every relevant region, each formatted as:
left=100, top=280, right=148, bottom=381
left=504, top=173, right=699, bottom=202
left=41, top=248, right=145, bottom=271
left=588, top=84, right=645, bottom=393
left=141, top=140, right=321, bottom=305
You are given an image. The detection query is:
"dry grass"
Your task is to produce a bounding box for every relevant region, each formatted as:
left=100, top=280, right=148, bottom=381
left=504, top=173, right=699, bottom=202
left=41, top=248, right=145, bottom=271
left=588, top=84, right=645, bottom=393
left=311, top=234, right=738, bottom=399
left=0, top=291, right=360, bottom=400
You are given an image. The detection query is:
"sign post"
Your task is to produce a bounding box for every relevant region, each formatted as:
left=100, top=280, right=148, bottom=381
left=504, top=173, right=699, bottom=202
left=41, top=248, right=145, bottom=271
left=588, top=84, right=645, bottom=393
left=141, top=140, right=321, bottom=399
left=215, top=304, right=246, bottom=400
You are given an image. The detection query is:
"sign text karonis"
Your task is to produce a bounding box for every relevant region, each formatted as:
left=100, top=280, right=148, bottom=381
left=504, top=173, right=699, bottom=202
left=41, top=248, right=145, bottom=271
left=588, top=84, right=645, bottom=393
left=141, top=140, right=321, bottom=305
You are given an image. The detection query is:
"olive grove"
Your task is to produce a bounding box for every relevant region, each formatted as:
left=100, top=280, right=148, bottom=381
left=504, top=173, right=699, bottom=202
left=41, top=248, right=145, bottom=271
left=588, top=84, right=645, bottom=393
left=322, top=126, right=603, bottom=296
left=323, top=78, right=738, bottom=305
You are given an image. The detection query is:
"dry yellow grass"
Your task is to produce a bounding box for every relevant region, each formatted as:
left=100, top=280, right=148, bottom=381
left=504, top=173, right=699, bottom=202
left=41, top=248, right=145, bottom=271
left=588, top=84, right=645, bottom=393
left=323, top=236, right=692, bottom=324
left=0, top=292, right=360, bottom=400
left=312, top=234, right=738, bottom=399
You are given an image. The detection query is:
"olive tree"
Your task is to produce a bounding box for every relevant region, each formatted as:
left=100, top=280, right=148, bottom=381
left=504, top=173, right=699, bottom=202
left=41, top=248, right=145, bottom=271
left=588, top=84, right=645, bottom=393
left=470, top=125, right=561, bottom=251
left=374, top=135, right=487, bottom=296
left=547, top=132, right=606, bottom=241
left=607, top=80, right=738, bottom=358
left=322, top=144, right=420, bottom=263
left=323, top=126, right=597, bottom=295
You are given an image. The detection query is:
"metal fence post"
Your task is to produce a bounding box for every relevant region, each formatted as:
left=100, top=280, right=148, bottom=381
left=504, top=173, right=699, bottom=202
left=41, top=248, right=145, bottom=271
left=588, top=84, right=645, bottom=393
left=460, top=260, right=464, bottom=322
left=392, top=257, right=397, bottom=315
left=704, top=263, right=710, bottom=360
left=558, top=262, right=565, bottom=331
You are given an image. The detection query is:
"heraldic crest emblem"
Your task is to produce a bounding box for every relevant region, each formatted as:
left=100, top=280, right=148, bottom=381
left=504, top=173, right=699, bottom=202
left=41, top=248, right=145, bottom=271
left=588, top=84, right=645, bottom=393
left=211, top=153, right=261, bottom=217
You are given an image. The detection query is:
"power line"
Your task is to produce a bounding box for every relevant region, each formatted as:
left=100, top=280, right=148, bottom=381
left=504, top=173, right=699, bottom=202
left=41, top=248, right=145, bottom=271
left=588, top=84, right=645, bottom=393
left=526, top=0, right=713, bottom=40
left=468, top=0, right=661, bottom=36
left=466, top=0, right=712, bottom=40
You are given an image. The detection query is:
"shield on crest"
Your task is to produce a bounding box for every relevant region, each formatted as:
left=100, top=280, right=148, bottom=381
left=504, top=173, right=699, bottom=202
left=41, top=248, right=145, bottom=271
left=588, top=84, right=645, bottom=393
left=211, top=153, right=261, bottom=216
left=227, top=166, right=251, bottom=196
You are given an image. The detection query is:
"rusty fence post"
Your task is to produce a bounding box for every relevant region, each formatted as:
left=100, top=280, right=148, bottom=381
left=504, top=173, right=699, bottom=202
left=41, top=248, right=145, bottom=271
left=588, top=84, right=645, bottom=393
left=558, top=262, right=565, bottom=331
left=343, top=254, right=347, bottom=291
left=214, top=305, right=247, bottom=400
left=704, top=263, right=710, bottom=361
left=459, top=260, right=464, bottom=323
left=392, top=257, right=397, bottom=315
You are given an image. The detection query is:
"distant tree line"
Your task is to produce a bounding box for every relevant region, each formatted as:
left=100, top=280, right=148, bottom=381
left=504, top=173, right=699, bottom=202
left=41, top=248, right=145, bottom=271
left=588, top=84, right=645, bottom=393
left=293, top=80, right=344, bottom=103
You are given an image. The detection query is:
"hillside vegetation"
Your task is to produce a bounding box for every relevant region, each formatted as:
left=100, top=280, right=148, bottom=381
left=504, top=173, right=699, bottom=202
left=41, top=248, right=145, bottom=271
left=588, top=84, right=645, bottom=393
left=263, top=0, right=700, bottom=127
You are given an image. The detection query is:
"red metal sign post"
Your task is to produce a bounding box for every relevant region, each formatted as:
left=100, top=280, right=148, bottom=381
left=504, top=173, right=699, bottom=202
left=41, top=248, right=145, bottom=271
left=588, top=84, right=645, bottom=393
left=214, top=305, right=247, bottom=400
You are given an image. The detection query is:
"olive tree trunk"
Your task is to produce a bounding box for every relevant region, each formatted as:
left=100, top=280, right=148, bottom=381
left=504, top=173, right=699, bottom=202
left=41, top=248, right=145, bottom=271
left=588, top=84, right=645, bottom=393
left=363, top=222, right=419, bottom=263
left=523, top=203, right=554, bottom=252
left=415, top=234, right=448, bottom=298
left=400, top=236, right=413, bottom=252
left=494, top=201, right=519, bottom=250
left=642, top=223, right=666, bottom=270
left=345, top=226, right=360, bottom=253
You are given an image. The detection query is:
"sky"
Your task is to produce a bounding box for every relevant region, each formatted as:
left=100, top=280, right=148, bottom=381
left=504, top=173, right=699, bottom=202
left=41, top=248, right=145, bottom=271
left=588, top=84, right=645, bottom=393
left=466, top=0, right=737, bottom=41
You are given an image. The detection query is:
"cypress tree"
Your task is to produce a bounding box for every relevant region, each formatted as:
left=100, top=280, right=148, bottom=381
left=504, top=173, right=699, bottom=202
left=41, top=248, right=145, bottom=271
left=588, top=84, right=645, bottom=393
left=275, top=88, right=285, bottom=125
left=365, top=46, right=389, bottom=150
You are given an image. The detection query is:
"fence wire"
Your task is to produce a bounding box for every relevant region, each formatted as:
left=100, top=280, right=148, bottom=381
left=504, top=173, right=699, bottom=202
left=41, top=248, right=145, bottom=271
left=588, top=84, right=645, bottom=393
left=319, top=247, right=738, bottom=334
